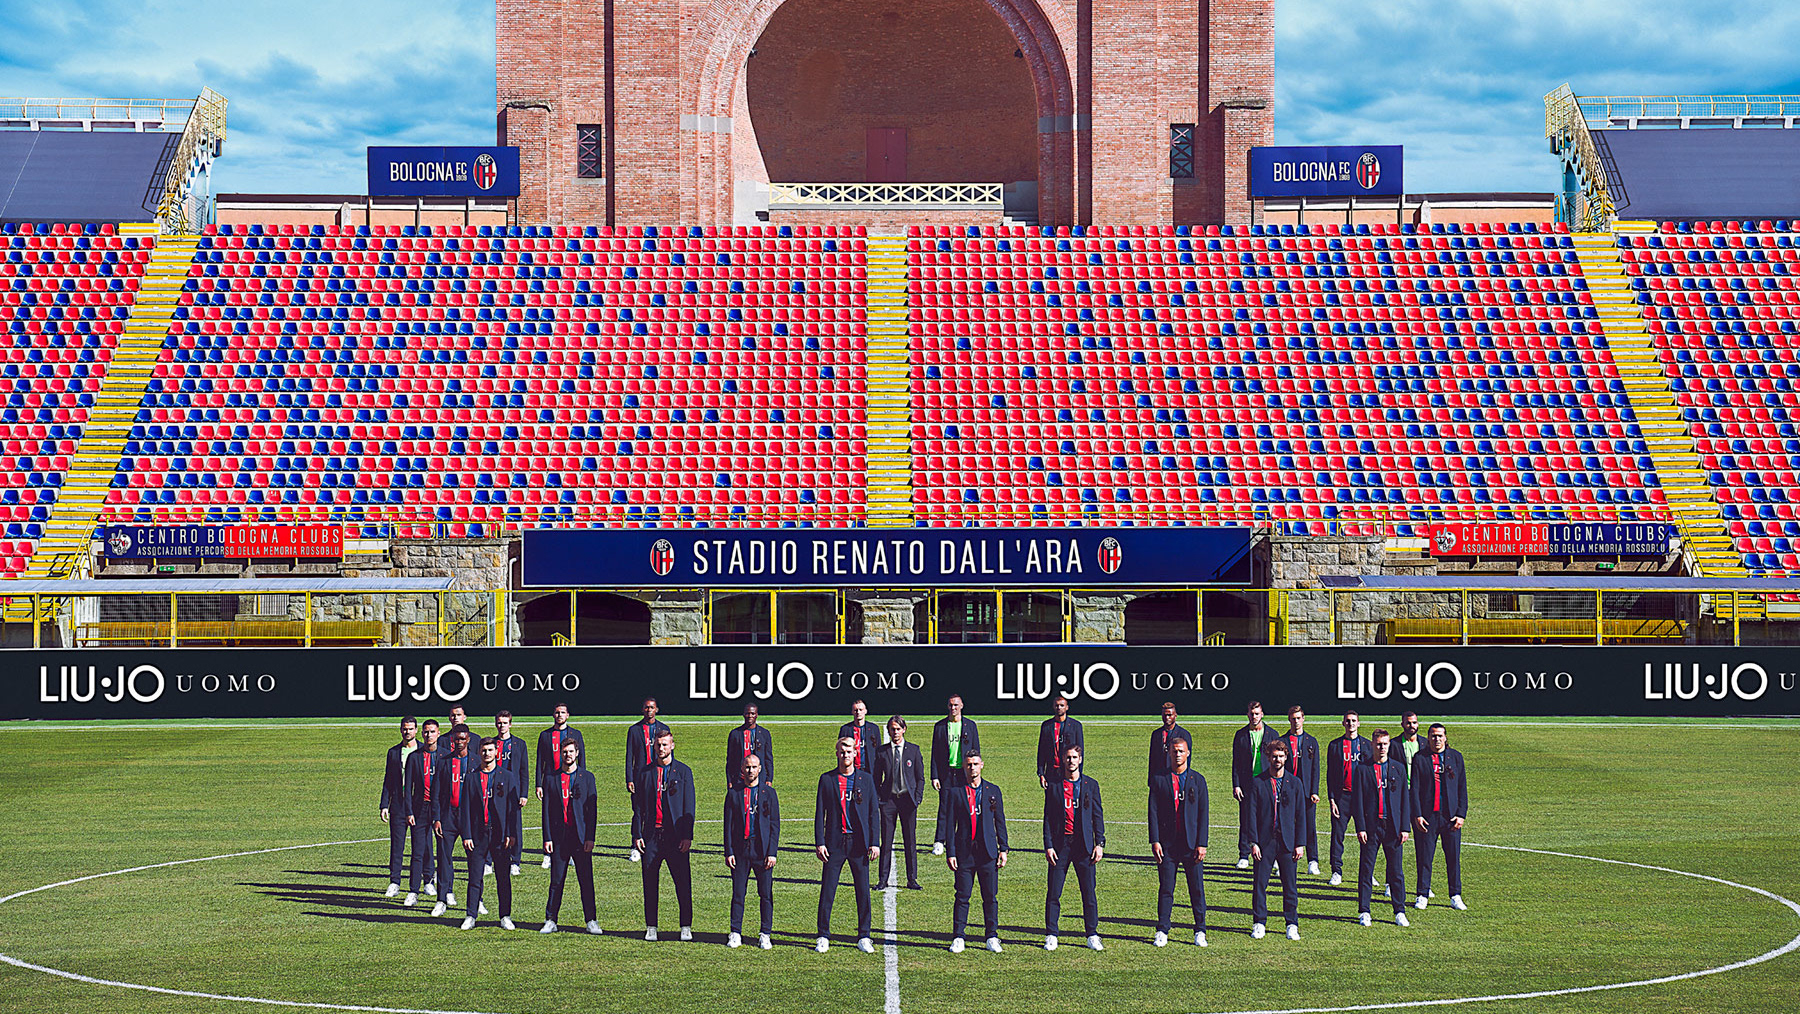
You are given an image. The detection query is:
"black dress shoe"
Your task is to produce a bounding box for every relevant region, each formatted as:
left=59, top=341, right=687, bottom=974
left=906, top=881, right=923, bottom=890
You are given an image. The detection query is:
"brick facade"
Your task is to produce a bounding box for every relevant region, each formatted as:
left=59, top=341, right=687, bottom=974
left=496, top=0, right=1274, bottom=227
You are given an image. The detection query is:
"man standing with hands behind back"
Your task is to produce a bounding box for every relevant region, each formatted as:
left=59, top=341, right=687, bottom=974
left=1041, top=743, right=1104, bottom=953
left=875, top=715, right=926, bottom=890
left=492, top=711, right=530, bottom=876
left=634, top=730, right=696, bottom=941
left=1412, top=723, right=1469, bottom=912
left=541, top=738, right=602, bottom=936
left=931, top=694, right=981, bottom=856
left=457, top=736, right=521, bottom=931
left=814, top=737, right=881, bottom=954
left=1148, top=736, right=1209, bottom=949
left=946, top=753, right=1008, bottom=955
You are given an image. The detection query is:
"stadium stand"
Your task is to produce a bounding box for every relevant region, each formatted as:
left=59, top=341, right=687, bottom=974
left=906, top=224, right=1670, bottom=532
left=97, top=224, right=869, bottom=536
left=0, top=222, right=155, bottom=574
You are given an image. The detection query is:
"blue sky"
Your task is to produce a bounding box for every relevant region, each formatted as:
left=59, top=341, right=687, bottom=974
left=3, top=0, right=1797, bottom=196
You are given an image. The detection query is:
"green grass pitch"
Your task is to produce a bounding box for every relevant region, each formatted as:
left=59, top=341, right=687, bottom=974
left=1, top=714, right=1796, bottom=1014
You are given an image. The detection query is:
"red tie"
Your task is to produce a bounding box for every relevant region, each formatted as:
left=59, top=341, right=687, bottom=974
left=450, top=757, right=462, bottom=807
left=1374, top=764, right=1386, bottom=819
left=1063, top=780, right=1076, bottom=835
left=743, top=788, right=753, bottom=839
left=1342, top=741, right=1353, bottom=792
left=1432, top=755, right=1443, bottom=811
left=561, top=772, right=572, bottom=826
left=422, top=753, right=432, bottom=802
left=654, top=766, right=665, bottom=829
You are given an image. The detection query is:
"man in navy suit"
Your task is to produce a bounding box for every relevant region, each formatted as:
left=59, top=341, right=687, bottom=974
left=379, top=716, right=420, bottom=900
left=1247, top=736, right=1305, bottom=941
left=725, top=753, right=780, bottom=950
left=1148, top=735, right=1209, bottom=949
left=1282, top=705, right=1322, bottom=875
left=1232, top=700, right=1279, bottom=869
left=492, top=710, right=530, bottom=876
left=1147, top=701, right=1191, bottom=786
left=541, top=738, right=601, bottom=935
left=1325, top=711, right=1373, bottom=886
left=634, top=729, right=696, bottom=941
left=625, top=698, right=670, bottom=865
left=930, top=694, right=980, bottom=855
left=815, top=736, right=881, bottom=953
left=839, top=699, right=877, bottom=774
left=428, top=724, right=475, bottom=917
left=1412, top=723, right=1469, bottom=912
left=875, top=715, right=926, bottom=890
left=726, top=703, right=775, bottom=789
left=946, top=752, right=1008, bottom=954
left=1037, top=695, right=1085, bottom=789
left=457, top=736, right=521, bottom=930
left=1355, top=729, right=1412, bottom=927
left=535, top=704, right=585, bottom=870
left=399, top=720, right=441, bottom=907
left=1041, top=743, right=1104, bottom=952
left=439, top=707, right=468, bottom=757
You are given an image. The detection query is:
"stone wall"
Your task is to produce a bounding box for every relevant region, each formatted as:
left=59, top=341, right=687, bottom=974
left=849, top=591, right=925, bottom=644
left=646, top=591, right=708, bottom=646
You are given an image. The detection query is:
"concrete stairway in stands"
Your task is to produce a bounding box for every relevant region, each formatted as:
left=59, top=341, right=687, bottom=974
left=863, top=234, right=914, bottom=527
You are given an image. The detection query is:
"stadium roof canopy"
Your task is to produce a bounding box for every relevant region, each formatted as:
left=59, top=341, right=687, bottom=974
left=0, top=132, right=173, bottom=222
left=1319, top=575, right=1800, bottom=592
left=0, top=577, right=455, bottom=595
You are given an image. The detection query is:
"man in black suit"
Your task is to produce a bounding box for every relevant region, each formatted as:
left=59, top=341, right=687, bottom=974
left=379, top=716, right=420, bottom=900
left=535, top=704, right=585, bottom=870
left=457, top=736, right=521, bottom=930
left=875, top=715, right=926, bottom=890
left=492, top=710, right=530, bottom=876
left=428, top=724, right=474, bottom=917
left=633, top=729, right=696, bottom=941
left=725, top=702, right=775, bottom=790
left=1354, top=729, right=1412, bottom=927
left=1147, top=701, right=1191, bottom=786
left=1325, top=711, right=1373, bottom=886
left=1411, top=723, right=1469, bottom=912
left=725, top=753, right=780, bottom=950
left=542, top=738, right=602, bottom=935
left=1247, top=737, right=1304, bottom=941
left=1148, top=735, right=1209, bottom=948
left=946, top=752, right=1008, bottom=954
left=1281, top=705, right=1322, bottom=876
left=1036, top=694, right=1085, bottom=789
left=930, top=694, right=980, bottom=855
left=399, top=719, right=440, bottom=907
left=1041, top=743, right=1104, bottom=952
left=1231, top=700, right=1279, bottom=869
left=839, top=699, right=877, bottom=774
left=815, top=736, right=881, bottom=954
left=625, top=698, right=670, bottom=864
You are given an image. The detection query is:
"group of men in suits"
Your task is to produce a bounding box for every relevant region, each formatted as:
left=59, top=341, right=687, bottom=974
left=377, top=694, right=1470, bottom=951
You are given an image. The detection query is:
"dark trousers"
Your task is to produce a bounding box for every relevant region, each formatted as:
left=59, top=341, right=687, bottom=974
left=1237, top=795, right=1254, bottom=858
left=730, top=855, right=776, bottom=935
left=818, top=831, right=873, bottom=938
left=640, top=831, right=693, bottom=928
left=546, top=838, right=596, bottom=923
left=1359, top=835, right=1408, bottom=913
left=1302, top=798, right=1319, bottom=862
left=1045, top=843, right=1099, bottom=936
left=932, top=771, right=967, bottom=843
left=952, top=856, right=1000, bottom=940
left=387, top=814, right=411, bottom=885
left=434, top=818, right=463, bottom=896
left=464, top=836, right=512, bottom=918
left=1252, top=850, right=1299, bottom=926
left=880, top=798, right=919, bottom=887
left=1416, top=817, right=1463, bottom=897
left=1328, top=792, right=1356, bottom=873
left=406, top=819, right=434, bottom=892
left=1155, top=857, right=1206, bottom=934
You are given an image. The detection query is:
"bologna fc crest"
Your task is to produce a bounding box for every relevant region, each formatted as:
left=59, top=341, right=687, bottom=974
left=1433, top=528, right=1458, bottom=555
left=1356, top=152, right=1381, bottom=190
left=472, top=152, right=498, bottom=191
left=106, top=529, right=132, bottom=557
left=1097, top=537, right=1123, bottom=574
left=649, top=538, right=676, bottom=576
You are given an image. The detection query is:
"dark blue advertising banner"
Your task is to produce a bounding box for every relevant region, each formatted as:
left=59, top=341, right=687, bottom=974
left=1248, top=144, right=1404, bottom=198
left=521, top=528, right=1255, bottom=588
left=366, top=146, right=520, bottom=198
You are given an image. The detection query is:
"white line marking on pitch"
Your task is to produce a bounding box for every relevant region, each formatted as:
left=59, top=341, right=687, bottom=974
left=883, top=882, right=901, bottom=1014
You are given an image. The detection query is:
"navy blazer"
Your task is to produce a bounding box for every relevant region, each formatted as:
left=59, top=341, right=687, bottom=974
left=634, top=759, right=697, bottom=841
left=1324, top=734, right=1374, bottom=798
left=874, top=740, right=926, bottom=809
left=458, top=766, right=521, bottom=845
left=1247, top=772, right=1305, bottom=854
left=930, top=716, right=981, bottom=784
left=535, top=725, right=585, bottom=789
left=544, top=767, right=599, bottom=845
left=947, top=779, right=1009, bottom=863
left=1353, top=757, right=1413, bottom=843
left=433, top=750, right=477, bottom=832
left=624, top=719, right=671, bottom=788
left=724, top=782, right=781, bottom=860
left=814, top=769, right=881, bottom=851
left=1036, top=717, right=1085, bottom=781
left=1231, top=724, right=1280, bottom=792
left=1411, top=748, right=1469, bottom=821
left=1147, top=722, right=1192, bottom=784
left=726, top=724, right=776, bottom=788
left=1147, top=768, right=1209, bottom=855
left=838, top=720, right=879, bottom=773
left=405, top=746, right=443, bottom=826
left=494, top=734, right=530, bottom=799
left=1041, top=774, right=1105, bottom=854
left=1280, top=731, right=1320, bottom=800
left=380, top=741, right=416, bottom=815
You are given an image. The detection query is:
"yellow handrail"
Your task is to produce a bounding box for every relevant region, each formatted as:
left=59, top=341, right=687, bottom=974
left=1545, top=84, right=1615, bottom=233
left=156, top=87, right=228, bottom=233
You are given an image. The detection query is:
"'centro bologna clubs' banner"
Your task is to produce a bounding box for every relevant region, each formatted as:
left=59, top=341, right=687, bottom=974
left=1427, top=522, right=1676, bottom=557
left=521, top=527, right=1256, bottom=588
left=1248, top=145, right=1404, bottom=198
left=16, top=646, right=1799, bottom=720
left=100, top=524, right=344, bottom=560
left=366, top=146, right=521, bottom=198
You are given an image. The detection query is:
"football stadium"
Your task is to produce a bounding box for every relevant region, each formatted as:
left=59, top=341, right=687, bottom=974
left=2, top=2, right=1798, bottom=1013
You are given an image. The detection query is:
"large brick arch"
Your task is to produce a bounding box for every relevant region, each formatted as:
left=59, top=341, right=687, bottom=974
left=689, top=0, right=1079, bottom=226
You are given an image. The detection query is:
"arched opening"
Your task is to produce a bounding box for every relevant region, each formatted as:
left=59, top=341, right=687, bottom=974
left=1126, top=591, right=1199, bottom=646
left=517, top=592, right=652, bottom=646
left=747, top=0, right=1039, bottom=193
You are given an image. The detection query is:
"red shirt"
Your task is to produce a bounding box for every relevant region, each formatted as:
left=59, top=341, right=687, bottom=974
left=1062, top=780, right=1076, bottom=836
left=422, top=752, right=433, bottom=802
left=449, top=756, right=464, bottom=807
left=654, top=765, right=665, bottom=828
left=560, top=771, right=573, bottom=826
left=1373, top=763, right=1387, bottom=819
left=838, top=774, right=852, bottom=832
left=1340, top=740, right=1355, bottom=792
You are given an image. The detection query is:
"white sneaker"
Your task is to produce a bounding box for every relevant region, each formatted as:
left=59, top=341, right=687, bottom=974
left=499, top=916, right=516, bottom=931
left=1286, top=924, right=1300, bottom=941
left=1236, top=858, right=1250, bottom=869
left=1396, top=911, right=1411, bottom=927
left=587, top=921, right=603, bottom=935
left=815, top=936, right=830, bottom=953
left=1193, top=932, right=1207, bottom=948
left=1153, top=931, right=1168, bottom=948
left=680, top=926, right=693, bottom=942
left=1329, top=872, right=1343, bottom=886
left=1415, top=896, right=1428, bottom=910
left=727, top=932, right=742, bottom=949
left=1358, top=911, right=1372, bottom=927
left=1450, top=895, right=1467, bottom=911
left=949, top=937, right=965, bottom=953
left=540, top=920, right=557, bottom=934
left=858, top=937, right=875, bottom=954
left=425, top=883, right=438, bottom=897
left=444, top=892, right=456, bottom=908
left=932, top=842, right=946, bottom=857
left=459, top=916, right=476, bottom=930
left=1308, top=861, right=1321, bottom=876
left=1250, top=923, right=1266, bottom=939
left=478, top=902, right=489, bottom=916
left=385, top=883, right=400, bottom=898
left=645, top=927, right=658, bottom=942
left=758, top=933, right=772, bottom=950
left=629, top=848, right=642, bottom=863
left=1044, top=934, right=1058, bottom=951
left=541, top=855, right=552, bottom=869
left=1090, top=934, right=1106, bottom=951
left=402, top=892, right=417, bottom=907
left=510, top=864, right=521, bottom=877
left=986, top=937, right=1002, bottom=953
left=430, top=901, right=447, bottom=917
